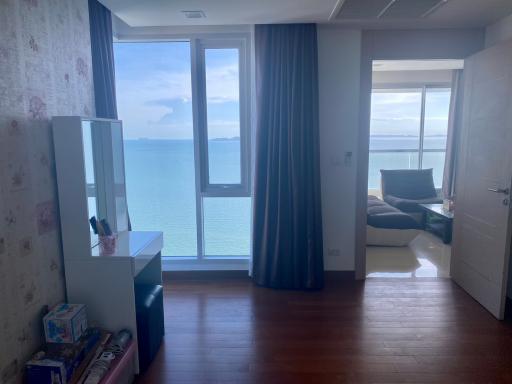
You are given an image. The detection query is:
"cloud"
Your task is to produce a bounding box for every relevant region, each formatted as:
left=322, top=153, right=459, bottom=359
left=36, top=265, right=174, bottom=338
left=205, top=63, right=239, bottom=103
left=115, top=43, right=241, bottom=139
left=151, top=99, right=192, bottom=125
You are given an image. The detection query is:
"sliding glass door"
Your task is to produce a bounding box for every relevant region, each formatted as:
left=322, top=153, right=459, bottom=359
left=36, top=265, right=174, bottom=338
left=114, top=37, right=251, bottom=261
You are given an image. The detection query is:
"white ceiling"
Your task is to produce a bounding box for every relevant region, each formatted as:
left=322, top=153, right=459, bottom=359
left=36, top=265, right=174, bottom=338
left=99, top=0, right=512, bottom=29
left=100, top=0, right=338, bottom=27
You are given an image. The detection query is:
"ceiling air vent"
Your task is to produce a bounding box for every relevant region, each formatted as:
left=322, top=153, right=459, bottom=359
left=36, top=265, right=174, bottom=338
left=181, top=10, right=206, bottom=19
left=381, top=0, right=446, bottom=18
left=335, top=0, right=449, bottom=20
left=335, top=0, right=392, bottom=19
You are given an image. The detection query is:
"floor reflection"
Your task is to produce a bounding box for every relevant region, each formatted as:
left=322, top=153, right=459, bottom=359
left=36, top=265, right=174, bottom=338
left=366, top=231, right=451, bottom=278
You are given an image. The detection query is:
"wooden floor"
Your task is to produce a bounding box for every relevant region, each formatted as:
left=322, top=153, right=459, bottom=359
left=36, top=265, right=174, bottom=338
left=136, top=276, right=512, bottom=384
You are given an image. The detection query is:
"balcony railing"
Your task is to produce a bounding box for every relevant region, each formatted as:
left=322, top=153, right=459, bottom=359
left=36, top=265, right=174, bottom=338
left=368, top=149, right=446, bottom=190
left=369, top=149, right=445, bottom=153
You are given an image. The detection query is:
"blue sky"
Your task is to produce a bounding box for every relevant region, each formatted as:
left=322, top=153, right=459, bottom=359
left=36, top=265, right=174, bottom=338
left=371, top=88, right=451, bottom=137
left=114, top=42, right=449, bottom=140
left=114, top=42, right=239, bottom=140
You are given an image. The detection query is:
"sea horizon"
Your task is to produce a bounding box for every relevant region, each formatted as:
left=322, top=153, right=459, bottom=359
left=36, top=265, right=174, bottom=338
left=124, top=134, right=444, bottom=141
left=123, top=135, right=445, bottom=256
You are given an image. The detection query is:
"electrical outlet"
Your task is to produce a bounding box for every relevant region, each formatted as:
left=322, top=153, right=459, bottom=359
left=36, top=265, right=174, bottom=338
left=328, top=248, right=341, bottom=257
left=344, top=151, right=353, bottom=166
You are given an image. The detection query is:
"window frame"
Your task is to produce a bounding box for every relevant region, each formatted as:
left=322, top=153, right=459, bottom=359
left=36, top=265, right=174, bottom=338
left=370, top=83, right=452, bottom=188
left=191, top=35, right=252, bottom=261
left=113, top=32, right=253, bottom=264
left=193, top=38, right=251, bottom=198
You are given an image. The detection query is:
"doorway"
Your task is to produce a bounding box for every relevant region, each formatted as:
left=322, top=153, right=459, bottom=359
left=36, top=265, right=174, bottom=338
left=364, top=59, right=462, bottom=278
left=353, top=31, right=512, bottom=320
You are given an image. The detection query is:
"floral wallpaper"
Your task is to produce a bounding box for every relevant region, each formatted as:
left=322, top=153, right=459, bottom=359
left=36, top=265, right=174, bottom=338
left=0, top=0, right=94, bottom=382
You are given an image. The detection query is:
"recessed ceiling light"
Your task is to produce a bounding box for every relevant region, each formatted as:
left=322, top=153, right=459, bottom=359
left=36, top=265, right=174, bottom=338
left=181, top=10, right=206, bottom=19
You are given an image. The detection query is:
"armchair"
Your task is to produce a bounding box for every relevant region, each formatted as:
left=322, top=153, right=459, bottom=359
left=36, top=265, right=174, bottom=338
left=380, top=169, right=442, bottom=220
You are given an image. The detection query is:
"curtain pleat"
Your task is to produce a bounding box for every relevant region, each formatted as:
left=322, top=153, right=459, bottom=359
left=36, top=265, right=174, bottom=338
left=252, top=24, right=324, bottom=290
left=88, top=0, right=118, bottom=119
left=88, top=0, right=132, bottom=230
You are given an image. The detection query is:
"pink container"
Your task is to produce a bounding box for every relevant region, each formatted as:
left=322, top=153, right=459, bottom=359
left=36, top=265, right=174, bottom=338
left=99, top=234, right=117, bottom=255
left=100, top=340, right=135, bottom=384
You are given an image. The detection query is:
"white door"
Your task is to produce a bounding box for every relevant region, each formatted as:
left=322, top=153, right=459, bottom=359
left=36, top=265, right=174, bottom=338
left=451, top=40, right=512, bottom=319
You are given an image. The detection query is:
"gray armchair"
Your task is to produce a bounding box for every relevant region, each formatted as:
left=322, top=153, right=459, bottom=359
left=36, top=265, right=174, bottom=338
left=380, top=169, right=442, bottom=218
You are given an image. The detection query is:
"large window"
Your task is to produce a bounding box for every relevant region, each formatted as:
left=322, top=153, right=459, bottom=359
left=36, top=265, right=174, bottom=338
left=368, top=86, right=451, bottom=192
left=114, top=37, right=251, bottom=260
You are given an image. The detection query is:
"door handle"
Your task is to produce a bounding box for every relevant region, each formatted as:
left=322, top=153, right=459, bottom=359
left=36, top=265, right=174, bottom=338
left=487, top=187, right=510, bottom=195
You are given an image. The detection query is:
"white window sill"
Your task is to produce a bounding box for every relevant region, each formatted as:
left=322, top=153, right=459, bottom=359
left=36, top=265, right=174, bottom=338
left=162, top=257, right=250, bottom=271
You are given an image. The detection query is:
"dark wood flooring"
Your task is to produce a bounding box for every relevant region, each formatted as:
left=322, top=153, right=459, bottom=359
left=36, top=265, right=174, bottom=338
left=136, top=276, right=512, bottom=383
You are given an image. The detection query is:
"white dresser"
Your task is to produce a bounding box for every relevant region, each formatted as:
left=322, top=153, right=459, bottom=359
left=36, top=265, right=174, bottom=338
left=52, top=116, right=163, bottom=374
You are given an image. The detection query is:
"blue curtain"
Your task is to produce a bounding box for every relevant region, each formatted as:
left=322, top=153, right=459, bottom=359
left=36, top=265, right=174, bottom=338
left=88, top=1, right=133, bottom=230
left=88, top=0, right=117, bottom=119
left=252, top=24, right=324, bottom=289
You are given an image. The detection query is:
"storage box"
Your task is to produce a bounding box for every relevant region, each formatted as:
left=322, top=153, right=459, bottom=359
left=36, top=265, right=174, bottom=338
left=44, top=303, right=87, bottom=343
left=25, top=359, right=67, bottom=384
left=26, top=328, right=102, bottom=384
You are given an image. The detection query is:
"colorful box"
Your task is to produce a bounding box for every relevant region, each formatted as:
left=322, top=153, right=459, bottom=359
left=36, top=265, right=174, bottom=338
left=43, top=303, right=87, bottom=344
left=26, top=328, right=102, bottom=384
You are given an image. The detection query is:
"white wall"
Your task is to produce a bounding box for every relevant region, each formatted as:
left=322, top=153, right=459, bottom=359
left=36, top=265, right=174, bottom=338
left=112, top=15, right=252, bottom=39
left=485, top=13, right=512, bottom=48
left=373, top=69, right=453, bottom=86
left=317, top=26, right=362, bottom=271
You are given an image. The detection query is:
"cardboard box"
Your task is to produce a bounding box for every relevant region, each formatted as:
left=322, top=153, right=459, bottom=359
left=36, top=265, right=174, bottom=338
left=25, top=359, right=67, bottom=384
left=25, top=328, right=102, bottom=384
left=44, top=303, right=87, bottom=344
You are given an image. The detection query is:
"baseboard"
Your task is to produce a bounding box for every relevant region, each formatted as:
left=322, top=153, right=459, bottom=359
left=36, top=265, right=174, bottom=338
left=163, top=270, right=250, bottom=281
left=163, top=270, right=356, bottom=282
left=324, top=271, right=356, bottom=281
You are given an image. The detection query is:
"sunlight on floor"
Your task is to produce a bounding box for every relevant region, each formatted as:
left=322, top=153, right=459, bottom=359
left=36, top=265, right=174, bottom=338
left=366, top=231, right=451, bottom=278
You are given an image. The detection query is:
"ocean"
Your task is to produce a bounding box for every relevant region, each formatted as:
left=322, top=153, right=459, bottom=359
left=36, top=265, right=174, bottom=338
left=124, top=139, right=251, bottom=257
left=124, top=136, right=446, bottom=257
left=369, top=136, right=446, bottom=189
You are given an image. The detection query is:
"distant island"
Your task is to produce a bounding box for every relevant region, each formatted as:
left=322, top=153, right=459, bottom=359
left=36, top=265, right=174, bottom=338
left=370, top=134, right=446, bottom=138
left=129, top=136, right=241, bottom=141
left=211, top=136, right=240, bottom=141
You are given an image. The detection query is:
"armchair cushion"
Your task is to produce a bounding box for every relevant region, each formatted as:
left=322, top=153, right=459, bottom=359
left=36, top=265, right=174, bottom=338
left=367, top=196, right=421, bottom=229
left=381, top=169, right=437, bottom=200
